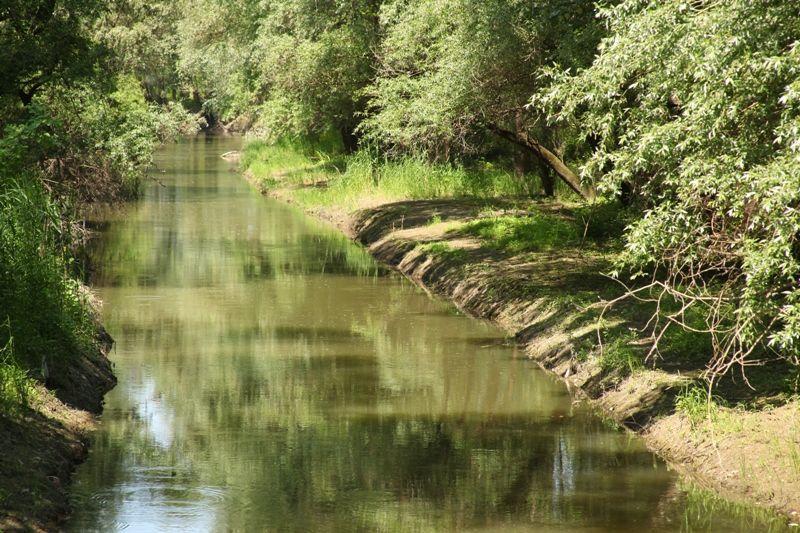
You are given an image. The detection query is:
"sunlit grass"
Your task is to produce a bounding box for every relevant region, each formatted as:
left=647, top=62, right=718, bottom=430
left=457, top=213, right=581, bottom=254
left=243, top=138, right=536, bottom=210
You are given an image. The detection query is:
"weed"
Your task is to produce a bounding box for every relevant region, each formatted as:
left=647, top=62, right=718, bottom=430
left=675, top=383, right=727, bottom=425
left=598, top=333, right=643, bottom=375
left=416, top=242, right=468, bottom=261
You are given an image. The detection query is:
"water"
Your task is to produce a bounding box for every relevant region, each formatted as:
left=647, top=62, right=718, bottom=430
left=68, top=136, right=786, bottom=532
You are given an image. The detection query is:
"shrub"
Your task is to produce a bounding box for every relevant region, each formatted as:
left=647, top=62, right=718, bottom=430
left=541, top=0, right=800, bottom=379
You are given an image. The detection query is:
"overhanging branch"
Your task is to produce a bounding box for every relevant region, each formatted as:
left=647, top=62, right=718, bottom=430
left=487, top=123, right=592, bottom=200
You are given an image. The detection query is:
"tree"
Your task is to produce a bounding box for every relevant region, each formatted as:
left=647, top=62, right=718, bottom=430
left=0, top=0, right=104, bottom=106
left=359, top=0, right=602, bottom=196
left=97, top=0, right=182, bottom=103
left=248, top=0, right=382, bottom=147
left=540, top=0, right=800, bottom=378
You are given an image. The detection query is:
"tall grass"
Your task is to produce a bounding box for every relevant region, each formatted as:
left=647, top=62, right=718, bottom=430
left=243, top=138, right=535, bottom=209
left=0, top=177, right=95, bottom=410
left=0, top=336, right=36, bottom=409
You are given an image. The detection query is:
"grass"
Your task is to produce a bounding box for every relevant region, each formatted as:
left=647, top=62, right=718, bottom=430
left=0, top=338, right=36, bottom=409
left=415, top=242, right=468, bottom=261
left=598, top=333, right=643, bottom=375
left=675, top=383, right=727, bottom=425
left=0, top=177, right=95, bottom=411
left=457, top=213, right=581, bottom=254
left=243, top=137, right=547, bottom=209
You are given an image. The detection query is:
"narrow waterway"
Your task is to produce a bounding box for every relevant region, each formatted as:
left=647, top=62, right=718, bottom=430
left=68, top=136, right=784, bottom=532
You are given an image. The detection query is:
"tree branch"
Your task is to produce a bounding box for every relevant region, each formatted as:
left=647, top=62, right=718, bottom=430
left=487, top=123, right=593, bottom=200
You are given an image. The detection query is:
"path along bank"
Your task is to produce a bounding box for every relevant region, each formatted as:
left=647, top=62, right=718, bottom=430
left=241, top=148, right=800, bottom=525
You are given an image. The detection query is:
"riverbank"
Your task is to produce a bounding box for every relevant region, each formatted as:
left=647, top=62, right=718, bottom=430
left=0, top=307, right=115, bottom=531
left=241, top=150, right=800, bottom=524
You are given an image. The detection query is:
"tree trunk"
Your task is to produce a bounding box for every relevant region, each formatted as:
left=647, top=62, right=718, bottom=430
left=488, top=123, right=592, bottom=200
left=340, top=124, right=359, bottom=153
left=512, top=112, right=535, bottom=196
left=539, top=163, right=555, bottom=197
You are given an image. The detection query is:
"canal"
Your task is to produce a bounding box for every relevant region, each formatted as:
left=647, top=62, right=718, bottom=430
left=68, top=136, right=783, bottom=532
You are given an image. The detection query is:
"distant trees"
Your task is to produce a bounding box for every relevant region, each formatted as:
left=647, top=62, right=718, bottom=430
left=361, top=0, right=601, bottom=197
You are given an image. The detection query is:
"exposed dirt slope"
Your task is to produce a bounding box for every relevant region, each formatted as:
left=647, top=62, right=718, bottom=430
left=0, top=325, right=116, bottom=532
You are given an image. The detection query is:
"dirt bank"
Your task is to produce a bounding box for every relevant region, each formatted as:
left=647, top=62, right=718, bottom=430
left=0, top=318, right=116, bottom=531
left=248, top=174, right=800, bottom=524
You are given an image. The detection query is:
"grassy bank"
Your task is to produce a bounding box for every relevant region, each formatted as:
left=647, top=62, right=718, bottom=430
left=0, top=176, right=117, bottom=529
left=242, top=137, right=581, bottom=210
left=242, top=138, right=800, bottom=523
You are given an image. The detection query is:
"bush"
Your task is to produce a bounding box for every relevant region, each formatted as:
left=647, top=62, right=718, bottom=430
left=541, top=0, right=800, bottom=379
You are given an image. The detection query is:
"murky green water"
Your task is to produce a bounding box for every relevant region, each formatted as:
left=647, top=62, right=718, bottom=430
left=68, top=136, right=786, bottom=532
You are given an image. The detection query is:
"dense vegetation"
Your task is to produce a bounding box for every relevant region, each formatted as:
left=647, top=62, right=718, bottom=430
left=2, top=0, right=799, bottom=403
left=0, top=1, right=198, bottom=407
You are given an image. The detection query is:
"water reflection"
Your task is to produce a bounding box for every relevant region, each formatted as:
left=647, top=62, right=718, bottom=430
left=68, top=136, right=787, bottom=532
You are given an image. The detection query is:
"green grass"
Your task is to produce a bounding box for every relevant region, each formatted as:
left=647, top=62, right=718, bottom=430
left=415, top=242, right=468, bottom=261
left=242, top=136, right=343, bottom=187
left=675, top=383, right=727, bottom=425
left=243, top=138, right=537, bottom=209
left=457, top=213, right=581, bottom=254
left=0, top=338, right=36, bottom=409
left=598, top=333, right=643, bottom=375
left=0, top=178, right=95, bottom=410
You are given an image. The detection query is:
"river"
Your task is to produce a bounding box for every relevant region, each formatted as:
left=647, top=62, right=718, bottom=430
left=67, top=136, right=785, bottom=532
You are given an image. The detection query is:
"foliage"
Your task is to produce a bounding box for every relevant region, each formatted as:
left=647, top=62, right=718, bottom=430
left=0, top=177, right=95, bottom=406
left=361, top=0, right=601, bottom=160
left=174, top=0, right=264, bottom=122
left=1, top=76, right=199, bottom=205
left=248, top=0, right=381, bottom=143
left=540, top=0, right=800, bottom=379
left=0, top=2, right=201, bottom=412
left=0, top=0, right=104, bottom=105
left=98, top=0, right=183, bottom=102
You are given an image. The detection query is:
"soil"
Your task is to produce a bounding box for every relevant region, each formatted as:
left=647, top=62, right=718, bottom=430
left=0, top=321, right=116, bottom=531
left=251, top=175, right=800, bottom=524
